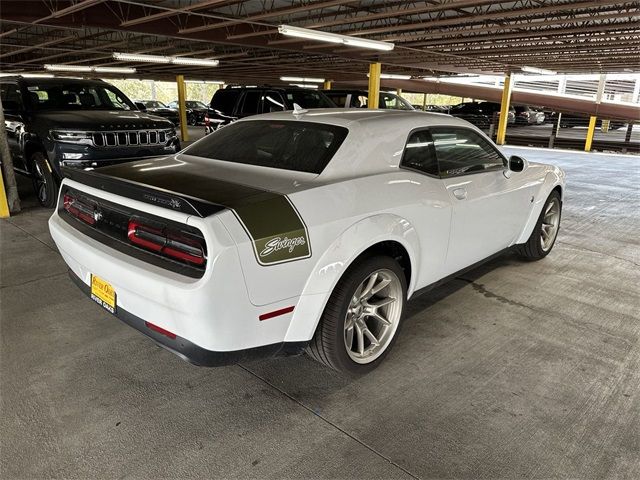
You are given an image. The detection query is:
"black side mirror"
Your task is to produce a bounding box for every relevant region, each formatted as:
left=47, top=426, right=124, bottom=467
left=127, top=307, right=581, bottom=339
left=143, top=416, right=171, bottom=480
left=134, top=102, right=147, bottom=112
left=509, top=155, right=526, bottom=172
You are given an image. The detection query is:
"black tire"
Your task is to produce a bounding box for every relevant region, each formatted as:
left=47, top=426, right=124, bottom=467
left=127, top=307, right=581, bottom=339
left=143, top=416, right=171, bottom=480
left=306, top=255, right=407, bottom=374
left=31, top=152, right=58, bottom=208
left=188, top=114, right=197, bottom=126
left=516, top=190, right=562, bottom=260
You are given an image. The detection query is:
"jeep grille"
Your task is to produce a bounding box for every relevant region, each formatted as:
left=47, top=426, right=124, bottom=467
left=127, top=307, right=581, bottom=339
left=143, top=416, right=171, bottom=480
left=92, top=130, right=167, bottom=147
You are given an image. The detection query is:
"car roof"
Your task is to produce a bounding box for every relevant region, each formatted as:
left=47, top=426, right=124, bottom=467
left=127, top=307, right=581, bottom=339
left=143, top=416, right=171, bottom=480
left=238, top=109, right=484, bottom=181
left=243, top=108, right=466, bottom=130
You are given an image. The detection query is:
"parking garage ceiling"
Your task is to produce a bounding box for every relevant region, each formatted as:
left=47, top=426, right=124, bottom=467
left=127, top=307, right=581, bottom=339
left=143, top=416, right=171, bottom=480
left=0, top=0, right=639, bottom=83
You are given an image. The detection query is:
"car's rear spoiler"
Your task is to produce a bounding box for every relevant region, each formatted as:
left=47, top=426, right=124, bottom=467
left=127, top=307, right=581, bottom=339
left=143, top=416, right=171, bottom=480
left=62, top=167, right=225, bottom=217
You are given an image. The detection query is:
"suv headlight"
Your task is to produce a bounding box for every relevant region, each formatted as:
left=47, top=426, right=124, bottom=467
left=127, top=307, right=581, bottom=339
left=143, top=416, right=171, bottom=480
left=51, top=130, right=93, bottom=145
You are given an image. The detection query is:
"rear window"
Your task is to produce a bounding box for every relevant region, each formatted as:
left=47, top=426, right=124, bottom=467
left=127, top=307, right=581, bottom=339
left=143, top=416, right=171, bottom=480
left=184, top=120, right=348, bottom=174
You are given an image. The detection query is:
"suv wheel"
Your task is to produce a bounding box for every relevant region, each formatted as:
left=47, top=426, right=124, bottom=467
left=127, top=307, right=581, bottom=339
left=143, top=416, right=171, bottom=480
left=31, top=152, right=58, bottom=208
left=307, top=255, right=406, bottom=374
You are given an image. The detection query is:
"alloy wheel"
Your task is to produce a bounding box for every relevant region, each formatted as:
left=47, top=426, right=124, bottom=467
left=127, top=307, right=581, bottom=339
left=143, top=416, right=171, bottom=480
left=343, top=269, right=403, bottom=364
left=540, top=197, right=560, bottom=251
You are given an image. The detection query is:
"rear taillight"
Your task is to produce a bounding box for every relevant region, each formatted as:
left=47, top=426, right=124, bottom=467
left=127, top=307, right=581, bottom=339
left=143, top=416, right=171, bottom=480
left=128, top=219, right=206, bottom=266
left=63, top=193, right=96, bottom=225
left=204, top=114, right=210, bottom=126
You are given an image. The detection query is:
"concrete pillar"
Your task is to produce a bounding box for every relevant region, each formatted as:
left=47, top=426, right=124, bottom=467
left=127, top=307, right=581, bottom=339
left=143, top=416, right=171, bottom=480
left=368, top=63, right=381, bottom=109
left=496, top=73, right=513, bottom=145
left=585, top=73, right=606, bottom=152
left=176, top=75, right=189, bottom=142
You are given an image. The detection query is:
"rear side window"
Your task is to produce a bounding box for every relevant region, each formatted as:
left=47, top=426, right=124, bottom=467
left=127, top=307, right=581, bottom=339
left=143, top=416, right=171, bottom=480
left=0, top=84, right=23, bottom=110
left=325, top=93, right=348, bottom=107
left=184, top=120, right=348, bottom=174
left=262, top=91, right=286, bottom=113
left=239, top=91, right=261, bottom=115
left=430, top=127, right=505, bottom=178
left=210, top=89, right=239, bottom=114
left=401, top=130, right=438, bottom=176
left=285, top=91, right=334, bottom=109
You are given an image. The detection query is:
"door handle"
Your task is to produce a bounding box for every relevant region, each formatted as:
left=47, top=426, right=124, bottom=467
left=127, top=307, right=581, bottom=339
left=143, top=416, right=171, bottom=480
left=453, top=188, right=467, bottom=200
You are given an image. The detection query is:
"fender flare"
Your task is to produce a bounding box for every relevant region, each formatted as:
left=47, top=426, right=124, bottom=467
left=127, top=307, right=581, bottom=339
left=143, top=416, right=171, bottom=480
left=516, top=167, right=565, bottom=244
left=284, top=213, right=420, bottom=343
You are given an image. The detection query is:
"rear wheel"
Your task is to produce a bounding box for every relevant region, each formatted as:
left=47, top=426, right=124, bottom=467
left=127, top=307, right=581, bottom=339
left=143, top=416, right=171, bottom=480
left=306, top=255, right=406, bottom=374
left=516, top=191, right=561, bottom=260
left=31, top=152, right=58, bottom=208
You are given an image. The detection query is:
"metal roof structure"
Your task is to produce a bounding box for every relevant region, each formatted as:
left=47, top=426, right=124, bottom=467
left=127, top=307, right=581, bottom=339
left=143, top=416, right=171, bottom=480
left=1, top=0, right=639, bottom=83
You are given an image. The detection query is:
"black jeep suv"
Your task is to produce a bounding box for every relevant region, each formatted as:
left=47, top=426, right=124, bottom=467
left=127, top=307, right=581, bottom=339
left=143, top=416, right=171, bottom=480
left=1, top=77, right=180, bottom=207
left=204, top=86, right=335, bottom=133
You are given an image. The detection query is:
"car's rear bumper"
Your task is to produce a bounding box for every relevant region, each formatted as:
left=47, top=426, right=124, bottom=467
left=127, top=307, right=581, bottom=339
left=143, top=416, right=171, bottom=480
left=67, top=269, right=306, bottom=366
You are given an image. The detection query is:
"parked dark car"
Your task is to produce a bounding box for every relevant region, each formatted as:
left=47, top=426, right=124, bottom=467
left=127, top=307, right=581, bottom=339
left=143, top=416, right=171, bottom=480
left=0, top=76, right=180, bottom=207
left=167, top=100, right=208, bottom=125
left=514, top=105, right=545, bottom=125
left=205, top=86, right=335, bottom=133
left=449, top=101, right=515, bottom=129
left=322, top=89, right=414, bottom=110
left=550, top=112, right=626, bottom=129
left=135, top=100, right=179, bottom=125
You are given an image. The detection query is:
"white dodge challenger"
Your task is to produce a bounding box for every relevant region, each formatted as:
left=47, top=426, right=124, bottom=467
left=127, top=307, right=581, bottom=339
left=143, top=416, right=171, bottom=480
left=49, top=109, right=565, bottom=373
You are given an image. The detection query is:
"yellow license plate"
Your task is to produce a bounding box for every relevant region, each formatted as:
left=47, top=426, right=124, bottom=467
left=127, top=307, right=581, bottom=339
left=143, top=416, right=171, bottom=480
left=91, top=274, right=116, bottom=314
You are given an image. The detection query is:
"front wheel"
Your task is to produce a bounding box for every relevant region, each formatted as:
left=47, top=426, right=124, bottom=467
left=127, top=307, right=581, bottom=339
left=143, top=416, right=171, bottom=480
left=31, top=152, right=58, bottom=208
left=306, top=255, right=406, bottom=374
left=516, top=191, right=562, bottom=260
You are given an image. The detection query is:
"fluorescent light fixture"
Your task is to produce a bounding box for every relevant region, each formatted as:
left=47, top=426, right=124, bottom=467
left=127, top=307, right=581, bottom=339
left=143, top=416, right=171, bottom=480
left=45, top=64, right=137, bottom=74
left=94, top=66, right=136, bottom=74
left=290, top=83, right=318, bottom=89
left=367, top=73, right=412, bottom=80
left=45, top=64, right=91, bottom=72
left=112, top=53, right=219, bottom=67
left=278, top=25, right=394, bottom=51
left=185, top=80, right=225, bottom=84
left=113, top=53, right=171, bottom=63
left=22, top=73, right=55, bottom=78
left=521, top=66, right=556, bottom=75
left=172, top=57, right=219, bottom=67
left=280, top=76, right=325, bottom=83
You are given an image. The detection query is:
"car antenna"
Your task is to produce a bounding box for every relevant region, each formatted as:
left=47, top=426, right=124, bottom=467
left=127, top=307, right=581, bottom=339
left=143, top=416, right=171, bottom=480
left=292, top=103, right=308, bottom=115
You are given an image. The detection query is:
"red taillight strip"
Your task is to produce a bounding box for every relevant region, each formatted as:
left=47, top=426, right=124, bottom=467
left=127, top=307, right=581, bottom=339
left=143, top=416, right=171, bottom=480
left=145, top=321, right=177, bottom=339
left=127, top=220, right=206, bottom=266
left=259, top=306, right=295, bottom=321
left=63, top=193, right=96, bottom=226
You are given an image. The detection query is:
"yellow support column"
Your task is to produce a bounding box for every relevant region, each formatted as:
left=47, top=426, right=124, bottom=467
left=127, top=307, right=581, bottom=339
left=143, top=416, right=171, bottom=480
left=0, top=167, right=10, bottom=218
left=496, top=73, right=513, bottom=145
left=396, top=88, right=402, bottom=97
left=368, top=62, right=381, bottom=109
left=176, top=75, right=189, bottom=142
left=322, top=80, right=332, bottom=90
left=585, top=116, right=597, bottom=152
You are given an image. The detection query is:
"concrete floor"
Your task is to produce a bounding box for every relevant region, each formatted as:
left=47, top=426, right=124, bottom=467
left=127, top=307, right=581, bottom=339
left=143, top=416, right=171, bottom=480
left=1, top=146, right=639, bottom=479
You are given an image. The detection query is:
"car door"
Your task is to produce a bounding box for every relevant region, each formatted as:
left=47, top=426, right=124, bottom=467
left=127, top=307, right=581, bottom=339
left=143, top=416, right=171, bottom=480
left=0, top=82, right=27, bottom=170
left=431, top=127, right=532, bottom=274
left=399, top=129, right=453, bottom=286
left=235, top=90, right=261, bottom=118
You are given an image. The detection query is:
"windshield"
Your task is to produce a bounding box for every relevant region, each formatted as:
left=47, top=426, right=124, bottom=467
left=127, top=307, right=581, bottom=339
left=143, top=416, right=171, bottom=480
left=26, top=82, right=135, bottom=111
left=143, top=100, right=167, bottom=108
left=184, top=120, right=348, bottom=174
left=185, top=101, right=207, bottom=108
left=284, top=91, right=335, bottom=109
